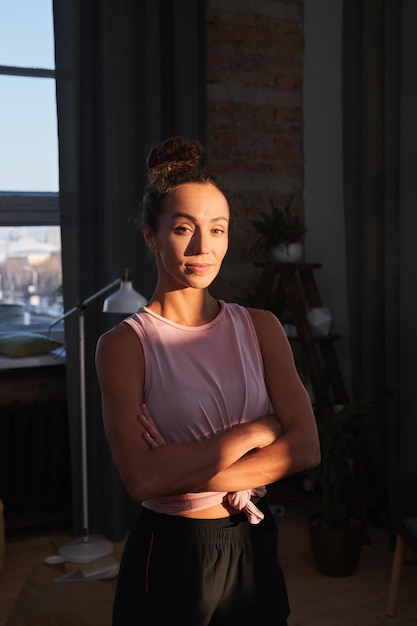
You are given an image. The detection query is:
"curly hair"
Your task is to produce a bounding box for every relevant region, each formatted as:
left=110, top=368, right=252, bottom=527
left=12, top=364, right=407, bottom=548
left=139, top=136, right=228, bottom=232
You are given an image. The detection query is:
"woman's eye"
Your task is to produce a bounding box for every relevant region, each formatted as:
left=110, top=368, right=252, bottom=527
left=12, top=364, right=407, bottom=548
left=173, top=226, right=192, bottom=234
left=212, top=228, right=225, bottom=235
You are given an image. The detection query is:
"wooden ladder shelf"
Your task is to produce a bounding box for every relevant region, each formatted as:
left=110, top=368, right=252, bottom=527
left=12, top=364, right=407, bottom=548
left=253, top=262, right=349, bottom=417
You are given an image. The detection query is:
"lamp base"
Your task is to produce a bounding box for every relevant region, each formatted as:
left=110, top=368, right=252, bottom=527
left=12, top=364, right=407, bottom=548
left=58, top=537, right=114, bottom=563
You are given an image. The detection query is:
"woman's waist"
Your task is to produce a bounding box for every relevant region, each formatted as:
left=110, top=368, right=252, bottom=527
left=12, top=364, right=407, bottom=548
left=142, top=488, right=266, bottom=519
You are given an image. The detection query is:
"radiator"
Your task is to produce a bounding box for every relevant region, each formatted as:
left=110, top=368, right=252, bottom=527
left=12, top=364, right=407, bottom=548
left=0, top=400, right=71, bottom=514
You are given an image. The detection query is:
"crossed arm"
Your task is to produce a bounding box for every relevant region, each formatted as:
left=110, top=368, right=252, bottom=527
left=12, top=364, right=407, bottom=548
left=96, top=308, right=320, bottom=502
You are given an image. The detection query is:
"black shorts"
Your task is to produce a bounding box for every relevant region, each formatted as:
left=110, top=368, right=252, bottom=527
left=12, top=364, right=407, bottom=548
left=112, top=498, right=290, bottom=626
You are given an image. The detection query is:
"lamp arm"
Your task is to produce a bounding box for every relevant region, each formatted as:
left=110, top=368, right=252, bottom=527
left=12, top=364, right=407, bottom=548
left=82, top=278, right=122, bottom=308
left=48, top=278, right=122, bottom=330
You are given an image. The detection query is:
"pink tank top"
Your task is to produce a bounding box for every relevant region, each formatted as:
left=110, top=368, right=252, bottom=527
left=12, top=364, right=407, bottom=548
left=123, top=301, right=271, bottom=522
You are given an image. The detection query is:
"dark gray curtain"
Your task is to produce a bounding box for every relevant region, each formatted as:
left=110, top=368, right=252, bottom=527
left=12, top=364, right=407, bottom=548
left=53, top=0, right=206, bottom=540
left=342, top=0, right=417, bottom=529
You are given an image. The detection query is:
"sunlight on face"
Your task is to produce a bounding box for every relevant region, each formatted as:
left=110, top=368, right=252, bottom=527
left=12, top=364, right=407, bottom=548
left=149, top=182, right=230, bottom=290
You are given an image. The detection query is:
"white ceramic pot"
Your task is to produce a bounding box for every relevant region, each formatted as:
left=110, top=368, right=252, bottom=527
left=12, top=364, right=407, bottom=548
left=272, top=242, right=303, bottom=263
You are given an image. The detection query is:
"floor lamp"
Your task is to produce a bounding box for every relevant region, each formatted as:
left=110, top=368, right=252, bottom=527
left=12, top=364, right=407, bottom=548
left=49, top=270, right=147, bottom=563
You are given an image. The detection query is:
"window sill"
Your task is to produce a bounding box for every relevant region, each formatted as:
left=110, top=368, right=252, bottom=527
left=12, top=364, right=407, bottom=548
left=0, top=348, right=65, bottom=370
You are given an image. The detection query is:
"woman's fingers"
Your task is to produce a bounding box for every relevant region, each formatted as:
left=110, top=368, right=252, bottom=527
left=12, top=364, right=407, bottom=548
left=142, top=430, right=160, bottom=449
left=138, top=403, right=166, bottom=447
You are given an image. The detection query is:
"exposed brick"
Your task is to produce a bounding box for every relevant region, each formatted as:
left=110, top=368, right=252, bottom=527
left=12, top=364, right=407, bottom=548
left=206, top=1, right=304, bottom=300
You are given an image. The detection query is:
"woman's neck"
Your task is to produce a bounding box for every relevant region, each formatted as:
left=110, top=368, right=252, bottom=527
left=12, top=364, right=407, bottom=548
left=146, top=289, right=220, bottom=327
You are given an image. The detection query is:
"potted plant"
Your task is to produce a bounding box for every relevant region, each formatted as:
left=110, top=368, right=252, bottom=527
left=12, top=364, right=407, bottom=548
left=308, top=390, right=394, bottom=577
left=251, top=195, right=307, bottom=263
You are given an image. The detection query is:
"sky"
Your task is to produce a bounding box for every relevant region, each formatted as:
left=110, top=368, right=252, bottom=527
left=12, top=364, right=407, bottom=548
left=0, top=0, right=59, bottom=192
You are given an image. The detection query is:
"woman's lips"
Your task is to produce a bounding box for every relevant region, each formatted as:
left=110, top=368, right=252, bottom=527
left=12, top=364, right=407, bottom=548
left=185, top=263, right=212, bottom=272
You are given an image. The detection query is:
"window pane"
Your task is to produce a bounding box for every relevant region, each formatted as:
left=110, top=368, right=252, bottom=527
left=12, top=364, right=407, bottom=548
left=0, top=225, right=62, bottom=327
left=0, top=75, right=59, bottom=192
left=0, top=0, right=55, bottom=69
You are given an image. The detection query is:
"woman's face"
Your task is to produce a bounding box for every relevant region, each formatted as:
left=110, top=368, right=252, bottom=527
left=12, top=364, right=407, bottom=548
left=144, top=182, right=230, bottom=291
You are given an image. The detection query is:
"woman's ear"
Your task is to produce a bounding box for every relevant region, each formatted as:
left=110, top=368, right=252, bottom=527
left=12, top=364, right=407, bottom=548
left=142, top=224, right=159, bottom=253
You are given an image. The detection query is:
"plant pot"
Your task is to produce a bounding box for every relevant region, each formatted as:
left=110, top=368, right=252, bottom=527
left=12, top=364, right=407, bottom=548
left=308, top=515, right=364, bottom=577
left=272, top=242, right=303, bottom=263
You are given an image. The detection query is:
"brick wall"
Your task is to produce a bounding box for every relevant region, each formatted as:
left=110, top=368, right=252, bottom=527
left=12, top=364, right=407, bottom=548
left=205, top=0, right=304, bottom=302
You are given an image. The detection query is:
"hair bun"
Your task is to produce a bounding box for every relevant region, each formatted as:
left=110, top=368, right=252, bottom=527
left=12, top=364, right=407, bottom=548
left=146, top=136, right=204, bottom=184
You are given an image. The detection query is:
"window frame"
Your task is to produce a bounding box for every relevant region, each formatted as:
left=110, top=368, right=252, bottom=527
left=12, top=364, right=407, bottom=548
left=0, top=64, right=55, bottom=78
left=0, top=192, right=59, bottom=226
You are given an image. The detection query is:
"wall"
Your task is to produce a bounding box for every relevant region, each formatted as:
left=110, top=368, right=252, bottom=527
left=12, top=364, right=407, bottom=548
left=205, top=0, right=305, bottom=303
left=0, top=364, right=66, bottom=405
left=0, top=364, right=70, bottom=520
left=205, top=0, right=351, bottom=393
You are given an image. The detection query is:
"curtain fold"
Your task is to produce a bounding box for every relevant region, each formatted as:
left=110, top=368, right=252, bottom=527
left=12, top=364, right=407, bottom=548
left=53, top=0, right=206, bottom=540
left=342, top=0, right=417, bottom=528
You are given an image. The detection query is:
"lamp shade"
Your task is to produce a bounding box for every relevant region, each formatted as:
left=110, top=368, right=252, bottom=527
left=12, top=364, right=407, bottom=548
left=103, top=280, right=147, bottom=314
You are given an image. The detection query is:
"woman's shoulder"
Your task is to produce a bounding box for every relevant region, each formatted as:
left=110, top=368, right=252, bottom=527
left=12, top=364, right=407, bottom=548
left=96, top=318, right=142, bottom=360
left=244, top=306, right=277, bottom=322
left=222, top=301, right=279, bottom=327
left=95, top=320, right=146, bottom=389
left=243, top=306, right=288, bottom=345
left=221, top=302, right=284, bottom=343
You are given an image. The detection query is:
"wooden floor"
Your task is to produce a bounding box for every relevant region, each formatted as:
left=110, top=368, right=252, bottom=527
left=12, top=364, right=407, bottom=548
left=276, top=499, right=416, bottom=625
left=1, top=497, right=416, bottom=625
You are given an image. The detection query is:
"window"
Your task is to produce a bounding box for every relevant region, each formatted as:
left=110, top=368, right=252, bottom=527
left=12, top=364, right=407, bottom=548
left=0, top=0, right=62, bottom=331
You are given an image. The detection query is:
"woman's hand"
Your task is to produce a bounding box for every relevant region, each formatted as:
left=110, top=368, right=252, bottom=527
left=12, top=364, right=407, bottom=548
left=138, top=405, right=283, bottom=452
left=138, top=403, right=166, bottom=449
left=254, top=414, right=284, bottom=448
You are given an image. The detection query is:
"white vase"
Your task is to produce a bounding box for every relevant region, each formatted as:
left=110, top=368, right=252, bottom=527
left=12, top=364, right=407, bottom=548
left=272, top=242, right=303, bottom=263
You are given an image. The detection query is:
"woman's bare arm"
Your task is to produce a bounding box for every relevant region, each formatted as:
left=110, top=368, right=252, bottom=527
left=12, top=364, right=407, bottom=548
left=96, top=322, right=282, bottom=502
left=195, top=309, right=320, bottom=491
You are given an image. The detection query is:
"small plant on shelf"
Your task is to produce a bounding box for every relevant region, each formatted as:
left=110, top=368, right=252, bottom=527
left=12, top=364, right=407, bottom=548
left=251, top=195, right=307, bottom=259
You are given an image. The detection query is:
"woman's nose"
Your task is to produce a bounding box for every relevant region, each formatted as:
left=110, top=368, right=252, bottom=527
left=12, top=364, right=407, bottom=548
left=191, top=230, right=209, bottom=255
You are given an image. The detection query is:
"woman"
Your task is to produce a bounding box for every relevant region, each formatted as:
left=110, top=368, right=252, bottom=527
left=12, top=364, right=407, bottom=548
left=96, top=136, right=320, bottom=625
